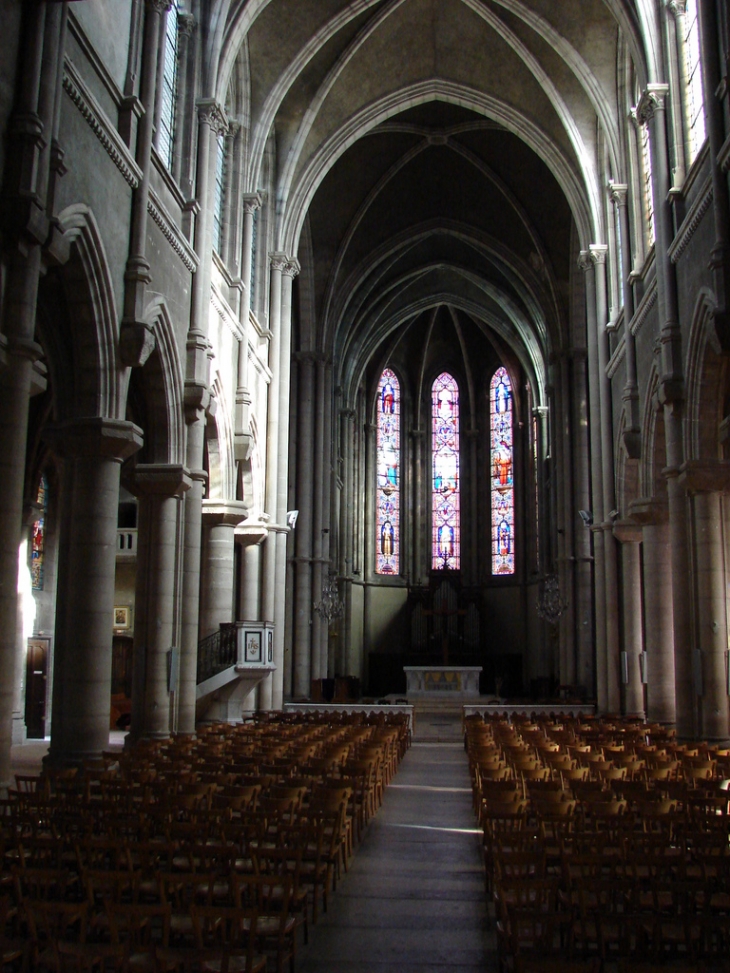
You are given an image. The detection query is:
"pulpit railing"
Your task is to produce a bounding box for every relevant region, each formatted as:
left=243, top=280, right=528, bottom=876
left=197, top=624, right=237, bottom=683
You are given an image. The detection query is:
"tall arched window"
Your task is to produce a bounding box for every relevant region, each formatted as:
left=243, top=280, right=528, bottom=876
left=158, top=1, right=179, bottom=171
left=682, top=0, right=706, bottom=164
left=491, top=367, right=515, bottom=575
left=376, top=368, right=400, bottom=575
left=432, top=372, right=460, bottom=570
left=31, top=473, right=48, bottom=590
left=213, top=132, right=227, bottom=253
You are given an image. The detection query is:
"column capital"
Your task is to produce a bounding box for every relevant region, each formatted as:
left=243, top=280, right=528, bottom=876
left=638, top=84, right=670, bottom=124
left=177, top=12, right=196, bottom=36
left=608, top=182, right=628, bottom=207
left=269, top=251, right=288, bottom=273
left=283, top=258, right=300, bottom=279
left=577, top=251, right=593, bottom=273
left=665, top=0, right=687, bottom=19
left=243, top=192, right=262, bottom=215
left=144, top=0, right=173, bottom=14
left=678, top=459, right=730, bottom=494
left=44, top=418, right=143, bottom=462
left=589, top=244, right=608, bottom=265
left=613, top=521, right=643, bottom=544
left=628, top=497, right=669, bottom=525
left=132, top=463, right=192, bottom=497
left=235, top=519, right=269, bottom=547
left=202, top=499, right=249, bottom=526
left=197, top=99, right=228, bottom=136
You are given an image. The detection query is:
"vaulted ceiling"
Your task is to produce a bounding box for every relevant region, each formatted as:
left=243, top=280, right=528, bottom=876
left=214, top=0, right=644, bottom=399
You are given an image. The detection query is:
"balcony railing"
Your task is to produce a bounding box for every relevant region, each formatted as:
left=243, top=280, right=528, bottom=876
left=116, top=529, right=138, bottom=557
left=197, top=623, right=237, bottom=684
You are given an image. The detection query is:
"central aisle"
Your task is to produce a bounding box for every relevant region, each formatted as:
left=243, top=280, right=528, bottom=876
left=298, top=740, right=494, bottom=973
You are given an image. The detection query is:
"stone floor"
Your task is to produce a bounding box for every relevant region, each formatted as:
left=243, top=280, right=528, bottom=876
left=298, top=736, right=494, bottom=973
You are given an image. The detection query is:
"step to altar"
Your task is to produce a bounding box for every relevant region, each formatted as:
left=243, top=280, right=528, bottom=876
left=410, top=699, right=465, bottom=742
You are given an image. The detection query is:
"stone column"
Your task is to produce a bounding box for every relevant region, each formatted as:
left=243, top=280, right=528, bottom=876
left=234, top=194, right=262, bottom=462
left=610, top=184, right=640, bottom=455
left=591, top=244, right=620, bottom=714
left=46, top=419, right=142, bottom=764
left=341, top=409, right=356, bottom=677
left=311, top=357, right=327, bottom=680
left=412, top=427, right=425, bottom=583
left=630, top=498, right=675, bottom=723
left=293, top=354, right=315, bottom=698
left=681, top=464, right=730, bottom=742
left=260, top=254, right=286, bottom=710
left=578, top=251, right=605, bottom=706
left=129, top=464, right=190, bottom=742
left=570, top=351, right=593, bottom=695
left=271, top=258, right=299, bottom=709
left=236, top=522, right=268, bottom=620
left=613, top=522, right=644, bottom=717
left=200, top=501, right=249, bottom=639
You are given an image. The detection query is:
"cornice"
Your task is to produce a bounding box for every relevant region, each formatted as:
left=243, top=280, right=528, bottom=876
left=606, top=333, right=626, bottom=379
left=62, top=59, right=141, bottom=190
left=629, top=279, right=658, bottom=338
left=148, top=189, right=198, bottom=274
left=668, top=177, right=713, bottom=264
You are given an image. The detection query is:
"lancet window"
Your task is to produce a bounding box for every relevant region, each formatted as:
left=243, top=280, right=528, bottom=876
left=491, top=367, right=515, bottom=576
left=431, top=372, right=460, bottom=570
left=375, top=368, right=400, bottom=575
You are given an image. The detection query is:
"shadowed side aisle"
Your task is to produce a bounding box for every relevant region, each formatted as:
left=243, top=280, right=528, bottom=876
left=298, top=739, right=494, bottom=973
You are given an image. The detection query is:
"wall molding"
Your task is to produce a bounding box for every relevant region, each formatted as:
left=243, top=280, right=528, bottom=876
left=629, top=279, right=658, bottom=338
left=668, top=177, right=713, bottom=265
left=62, top=58, right=141, bottom=190
left=148, top=189, right=199, bottom=274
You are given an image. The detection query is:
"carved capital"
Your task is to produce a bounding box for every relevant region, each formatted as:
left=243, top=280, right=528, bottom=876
left=269, top=251, right=288, bottom=273
left=283, top=258, right=300, bottom=279
left=202, top=499, right=249, bottom=526
left=589, top=244, right=608, bottom=265
left=665, top=0, right=687, bottom=19
left=197, top=99, right=228, bottom=137
left=120, top=321, right=156, bottom=367
left=577, top=250, right=592, bottom=273
left=145, top=0, right=173, bottom=15
left=243, top=192, right=262, bottom=215
left=638, top=84, right=669, bottom=125
left=177, top=12, right=196, bottom=37
left=609, top=182, right=628, bottom=207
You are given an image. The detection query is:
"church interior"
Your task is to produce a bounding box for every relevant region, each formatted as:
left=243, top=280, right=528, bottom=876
left=2, top=3, right=730, bottom=970
left=1, top=0, right=730, bottom=772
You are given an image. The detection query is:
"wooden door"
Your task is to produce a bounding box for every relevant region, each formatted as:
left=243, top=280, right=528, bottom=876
left=25, top=638, right=49, bottom=739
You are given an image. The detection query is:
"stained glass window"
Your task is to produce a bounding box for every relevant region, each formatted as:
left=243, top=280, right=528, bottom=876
left=31, top=474, right=47, bottom=590
left=376, top=368, right=400, bottom=575
left=431, top=372, right=460, bottom=570
left=491, top=368, right=515, bottom=575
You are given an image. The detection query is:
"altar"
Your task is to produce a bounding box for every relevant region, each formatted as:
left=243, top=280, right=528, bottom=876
left=403, top=666, right=482, bottom=699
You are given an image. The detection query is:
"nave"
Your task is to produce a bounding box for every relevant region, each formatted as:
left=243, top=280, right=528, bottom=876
left=297, top=738, right=490, bottom=973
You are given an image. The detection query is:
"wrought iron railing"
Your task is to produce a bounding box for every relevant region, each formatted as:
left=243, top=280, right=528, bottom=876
left=197, top=624, right=237, bottom=683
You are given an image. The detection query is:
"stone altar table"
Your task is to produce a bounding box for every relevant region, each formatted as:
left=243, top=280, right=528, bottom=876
left=404, top=666, right=482, bottom=699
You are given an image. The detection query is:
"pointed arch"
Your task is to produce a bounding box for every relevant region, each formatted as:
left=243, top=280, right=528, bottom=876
left=56, top=203, right=124, bottom=419
left=684, top=289, right=722, bottom=462
left=141, top=295, right=186, bottom=465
